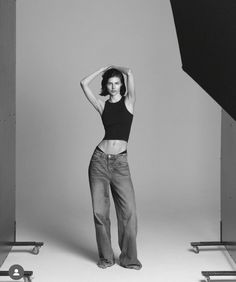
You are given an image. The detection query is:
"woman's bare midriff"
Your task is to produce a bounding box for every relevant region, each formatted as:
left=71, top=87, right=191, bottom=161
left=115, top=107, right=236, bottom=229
left=97, top=140, right=128, bottom=154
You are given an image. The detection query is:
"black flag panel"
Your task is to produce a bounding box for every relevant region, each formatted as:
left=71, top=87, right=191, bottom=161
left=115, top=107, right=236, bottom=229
left=170, top=0, right=236, bottom=121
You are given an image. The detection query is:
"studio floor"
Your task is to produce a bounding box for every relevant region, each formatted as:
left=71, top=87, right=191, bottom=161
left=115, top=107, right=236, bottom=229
left=2, top=206, right=236, bottom=282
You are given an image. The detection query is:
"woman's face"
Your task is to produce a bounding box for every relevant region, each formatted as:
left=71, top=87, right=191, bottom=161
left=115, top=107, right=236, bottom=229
left=106, top=76, right=122, bottom=96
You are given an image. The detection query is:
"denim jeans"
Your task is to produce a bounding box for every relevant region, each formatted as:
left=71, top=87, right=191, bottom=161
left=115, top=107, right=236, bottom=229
left=88, top=147, right=142, bottom=268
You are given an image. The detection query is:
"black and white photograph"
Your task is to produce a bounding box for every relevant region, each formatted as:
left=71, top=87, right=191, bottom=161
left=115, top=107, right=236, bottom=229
left=1, top=0, right=236, bottom=281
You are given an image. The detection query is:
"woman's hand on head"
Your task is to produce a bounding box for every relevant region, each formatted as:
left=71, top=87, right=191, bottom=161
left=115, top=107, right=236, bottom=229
left=100, top=66, right=107, bottom=72
left=101, top=65, right=112, bottom=74
left=107, top=65, right=131, bottom=76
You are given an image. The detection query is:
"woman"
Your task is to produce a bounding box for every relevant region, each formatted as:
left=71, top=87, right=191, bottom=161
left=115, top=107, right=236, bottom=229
left=80, top=65, right=142, bottom=270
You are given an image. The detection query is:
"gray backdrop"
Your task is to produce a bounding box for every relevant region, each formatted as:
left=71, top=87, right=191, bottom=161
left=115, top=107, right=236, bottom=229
left=16, top=0, right=221, bottom=248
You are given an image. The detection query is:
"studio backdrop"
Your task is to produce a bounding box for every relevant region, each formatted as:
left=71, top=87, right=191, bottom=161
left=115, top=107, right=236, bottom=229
left=16, top=0, right=220, bottom=257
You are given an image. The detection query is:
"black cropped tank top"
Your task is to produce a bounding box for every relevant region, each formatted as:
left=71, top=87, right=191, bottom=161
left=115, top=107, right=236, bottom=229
left=101, top=96, right=133, bottom=142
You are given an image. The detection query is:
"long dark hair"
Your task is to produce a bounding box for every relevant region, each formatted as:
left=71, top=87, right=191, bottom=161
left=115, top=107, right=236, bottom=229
left=99, top=68, right=126, bottom=96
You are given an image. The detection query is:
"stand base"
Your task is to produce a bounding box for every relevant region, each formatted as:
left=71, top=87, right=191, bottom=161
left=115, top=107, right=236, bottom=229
left=0, top=270, right=33, bottom=282
left=190, top=241, right=236, bottom=253
left=1, top=241, right=44, bottom=255
left=202, top=271, right=236, bottom=282
left=190, top=241, right=236, bottom=281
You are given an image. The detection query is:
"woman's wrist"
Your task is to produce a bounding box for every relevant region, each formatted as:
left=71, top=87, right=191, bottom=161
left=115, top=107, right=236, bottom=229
left=100, top=66, right=106, bottom=72
left=81, top=67, right=105, bottom=85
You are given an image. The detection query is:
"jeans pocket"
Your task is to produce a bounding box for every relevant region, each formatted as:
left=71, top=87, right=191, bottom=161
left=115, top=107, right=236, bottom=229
left=115, top=156, right=128, bottom=168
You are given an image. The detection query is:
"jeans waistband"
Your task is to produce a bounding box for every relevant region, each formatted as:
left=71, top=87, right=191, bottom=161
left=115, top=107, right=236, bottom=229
left=94, top=146, right=127, bottom=159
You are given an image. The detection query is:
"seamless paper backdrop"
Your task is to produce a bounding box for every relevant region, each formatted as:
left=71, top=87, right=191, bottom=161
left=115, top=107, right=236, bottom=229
left=16, top=0, right=221, bottom=242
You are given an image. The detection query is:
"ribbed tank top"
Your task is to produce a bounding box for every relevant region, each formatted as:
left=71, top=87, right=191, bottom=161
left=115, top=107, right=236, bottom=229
left=101, top=96, right=133, bottom=142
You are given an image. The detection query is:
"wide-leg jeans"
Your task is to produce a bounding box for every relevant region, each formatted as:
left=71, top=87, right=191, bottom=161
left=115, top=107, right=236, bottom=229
left=88, top=147, right=142, bottom=268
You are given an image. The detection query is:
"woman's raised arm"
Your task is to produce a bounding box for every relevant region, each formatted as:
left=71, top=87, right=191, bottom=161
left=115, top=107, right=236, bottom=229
left=80, top=67, right=108, bottom=115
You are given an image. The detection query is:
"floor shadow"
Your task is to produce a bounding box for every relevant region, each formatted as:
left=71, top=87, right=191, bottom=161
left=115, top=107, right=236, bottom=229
left=19, top=219, right=98, bottom=263
left=44, top=228, right=98, bottom=262
left=222, top=251, right=236, bottom=270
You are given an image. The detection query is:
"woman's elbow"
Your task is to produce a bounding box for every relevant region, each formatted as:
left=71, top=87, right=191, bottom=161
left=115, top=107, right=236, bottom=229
left=80, top=80, right=85, bottom=88
left=127, top=69, right=133, bottom=76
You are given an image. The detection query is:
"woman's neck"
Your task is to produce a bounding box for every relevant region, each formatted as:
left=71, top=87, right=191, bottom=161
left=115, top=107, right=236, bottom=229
left=108, top=94, right=122, bottom=103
